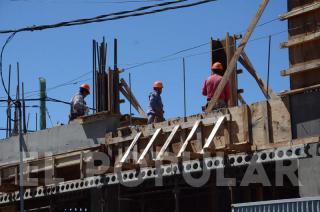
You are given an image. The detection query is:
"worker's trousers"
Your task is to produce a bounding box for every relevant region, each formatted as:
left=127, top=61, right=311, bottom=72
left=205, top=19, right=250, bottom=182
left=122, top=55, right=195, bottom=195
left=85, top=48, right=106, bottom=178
left=147, top=114, right=165, bottom=124
left=204, top=100, right=227, bottom=111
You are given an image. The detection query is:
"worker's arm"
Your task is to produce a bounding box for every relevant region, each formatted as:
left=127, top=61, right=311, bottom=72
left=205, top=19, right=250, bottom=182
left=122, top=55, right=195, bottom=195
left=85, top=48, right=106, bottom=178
left=202, top=80, right=207, bottom=96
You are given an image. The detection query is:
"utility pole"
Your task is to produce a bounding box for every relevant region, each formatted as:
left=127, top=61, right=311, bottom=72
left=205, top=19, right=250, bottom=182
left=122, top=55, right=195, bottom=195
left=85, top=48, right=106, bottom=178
left=39, top=78, right=46, bottom=130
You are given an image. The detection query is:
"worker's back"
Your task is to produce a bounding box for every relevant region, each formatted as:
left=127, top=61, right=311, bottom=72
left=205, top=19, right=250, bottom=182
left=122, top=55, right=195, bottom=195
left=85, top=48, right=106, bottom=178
left=202, top=74, right=230, bottom=102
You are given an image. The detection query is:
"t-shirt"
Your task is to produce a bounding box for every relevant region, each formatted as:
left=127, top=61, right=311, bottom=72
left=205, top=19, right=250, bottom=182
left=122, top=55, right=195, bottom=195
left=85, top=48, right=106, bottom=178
left=202, top=74, right=231, bottom=102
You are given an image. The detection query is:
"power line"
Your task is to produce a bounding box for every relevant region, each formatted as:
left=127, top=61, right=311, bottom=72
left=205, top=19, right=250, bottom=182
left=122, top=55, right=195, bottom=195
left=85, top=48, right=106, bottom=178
left=0, top=0, right=216, bottom=34
left=12, top=0, right=166, bottom=4
left=79, top=0, right=166, bottom=4
left=0, top=33, right=16, bottom=102
left=122, top=26, right=300, bottom=71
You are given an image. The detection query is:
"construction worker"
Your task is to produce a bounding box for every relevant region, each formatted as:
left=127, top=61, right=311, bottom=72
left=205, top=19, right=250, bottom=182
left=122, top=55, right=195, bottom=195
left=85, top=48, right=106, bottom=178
left=147, top=81, right=165, bottom=124
left=202, top=62, right=230, bottom=111
left=69, top=83, right=90, bottom=121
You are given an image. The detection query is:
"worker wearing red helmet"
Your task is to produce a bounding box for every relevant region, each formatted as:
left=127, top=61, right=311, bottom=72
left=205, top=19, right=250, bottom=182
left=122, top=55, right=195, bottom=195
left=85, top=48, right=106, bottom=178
left=69, top=83, right=90, bottom=121
left=147, top=81, right=165, bottom=124
left=202, top=62, right=231, bottom=110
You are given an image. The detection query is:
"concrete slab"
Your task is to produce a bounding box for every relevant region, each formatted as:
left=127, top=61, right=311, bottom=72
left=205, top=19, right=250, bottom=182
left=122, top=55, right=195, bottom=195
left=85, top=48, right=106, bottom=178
left=0, top=116, right=120, bottom=165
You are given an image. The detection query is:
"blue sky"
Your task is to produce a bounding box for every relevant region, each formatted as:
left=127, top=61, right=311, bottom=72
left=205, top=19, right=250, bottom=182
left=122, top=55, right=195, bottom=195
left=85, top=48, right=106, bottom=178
left=0, top=0, right=289, bottom=138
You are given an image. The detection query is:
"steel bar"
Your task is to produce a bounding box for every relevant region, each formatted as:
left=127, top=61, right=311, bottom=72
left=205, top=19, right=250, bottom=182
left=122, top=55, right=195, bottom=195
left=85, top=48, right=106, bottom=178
left=129, top=73, right=132, bottom=125
left=92, top=40, right=96, bottom=113
left=22, top=82, right=27, bottom=133
left=35, top=112, right=38, bottom=131
left=267, top=35, right=271, bottom=99
left=182, top=58, right=186, bottom=119
left=26, top=113, right=30, bottom=132
left=114, top=38, right=120, bottom=114
left=6, top=64, right=11, bottom=138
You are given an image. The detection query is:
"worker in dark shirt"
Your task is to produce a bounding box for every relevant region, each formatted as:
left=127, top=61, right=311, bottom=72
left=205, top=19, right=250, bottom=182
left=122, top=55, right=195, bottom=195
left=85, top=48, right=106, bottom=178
left=202, top=62, right=231, bottom=111
left=69, top=83, right=90, bottom=122
left=147, top=81, right=165, bottom=124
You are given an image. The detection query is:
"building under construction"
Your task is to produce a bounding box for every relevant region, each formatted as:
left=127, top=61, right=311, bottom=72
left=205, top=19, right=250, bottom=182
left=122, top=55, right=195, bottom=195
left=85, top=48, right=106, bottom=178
left=0, top=0, right=320, bottom=211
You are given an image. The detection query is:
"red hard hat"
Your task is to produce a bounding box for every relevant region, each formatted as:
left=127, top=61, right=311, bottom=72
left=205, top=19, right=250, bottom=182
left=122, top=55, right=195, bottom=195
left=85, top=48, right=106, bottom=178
left=80, top=83, right=90, bottom=94
left=153, top=81, right=163, bottom=89
left=211, top=62, right=224, bottom=71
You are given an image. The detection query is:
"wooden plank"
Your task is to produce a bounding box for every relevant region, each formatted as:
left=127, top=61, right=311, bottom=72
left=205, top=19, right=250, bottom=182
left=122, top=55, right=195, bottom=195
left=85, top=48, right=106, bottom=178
left=117, top=132, right=142, bottom=167
left=177, top=120, right=201, bottom=158
left=206, top=0, right=270, bottom=111
left=279, top=2, right=320, bottom=20
left=239, top=51, right=277, bottom=99
left=155, top=125, right=180, bottom=161
left=80, top=151, right=84, bottom=179
left=280, top=83, right=320, bottom=96
left=242, top=105, right=250, bottom=144
left=120, top=78, right=147, bottom=118
left=238, top=94, right=247, bottom=105
left=269, top=99, right=291, bottom=144
left=281, top=31, right=320, bottom=48
left=120, top=86, right=147, bottom=118
left=200, top=116, right=226, bottom=154
left=137, top=128, right=162, bottom=165
left=52, top=157, right=56, bottom=179
left=262, top=101, right=272, bottom=144
left=280, top=59, right=320, bottom=76
left=250, top=101, right=269, bottom=147
left=226, top=33, right=238, bottom=107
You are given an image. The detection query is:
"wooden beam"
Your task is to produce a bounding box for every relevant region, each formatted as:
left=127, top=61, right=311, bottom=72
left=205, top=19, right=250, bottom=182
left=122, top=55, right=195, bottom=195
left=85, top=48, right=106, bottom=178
left=279, top=2, right=320, bottom=20
left=280, top=59, right=320, bottom=76
left=200, top=116, right=226, bottom=154
left=177, top=120, right=201, bottom=158
left=280, top=83, right=320, bottom=97
left=280, top=31, right=320, bottom=48
left=116, top=132, right=142, bottom=168
left=239, top=51, right=277, bottom=99
left=80, top=151, right=84, bottom=179
left=137, top=128, right=162, bottom=165
left=206, top=0, right=270, bottom=112
left=155, top=125, right=180, bottom=161
left=120, top=78, right=147, bottom=118
left=238, top=94, right=247, bottom=105
left=226, top=33, right=238, bottom=107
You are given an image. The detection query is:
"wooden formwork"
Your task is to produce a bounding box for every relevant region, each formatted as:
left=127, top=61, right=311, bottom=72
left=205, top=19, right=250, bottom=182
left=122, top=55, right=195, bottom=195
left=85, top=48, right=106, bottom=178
left=280, top=0, right=320, bottom=139
left=106, top=98, right=292, bottom=171
left=280, top=0, right=320, bottom=90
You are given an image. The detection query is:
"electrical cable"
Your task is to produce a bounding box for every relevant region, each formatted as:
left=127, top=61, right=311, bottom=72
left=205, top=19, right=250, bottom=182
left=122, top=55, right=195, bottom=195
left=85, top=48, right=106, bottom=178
left=0, top=0, right=216, bottom=34
left=0, top=33, right=16, bottom=103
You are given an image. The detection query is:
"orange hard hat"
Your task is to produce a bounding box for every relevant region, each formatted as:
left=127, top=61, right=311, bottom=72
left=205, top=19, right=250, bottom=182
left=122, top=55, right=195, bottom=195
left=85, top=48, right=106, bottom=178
left=211, top=62, right=224, bottom=71
left=80, top=83, right=90, bottom=93
left=153, top=81, right=163, bottom=89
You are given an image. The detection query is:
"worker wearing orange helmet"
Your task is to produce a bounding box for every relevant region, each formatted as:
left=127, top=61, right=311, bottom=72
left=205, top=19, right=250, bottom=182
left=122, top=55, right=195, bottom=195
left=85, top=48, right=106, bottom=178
left=147, top=81, right=165, bottom=124
left=202, top=62, right=231, bottom=110
left=69, top=83, right=90, bottom=121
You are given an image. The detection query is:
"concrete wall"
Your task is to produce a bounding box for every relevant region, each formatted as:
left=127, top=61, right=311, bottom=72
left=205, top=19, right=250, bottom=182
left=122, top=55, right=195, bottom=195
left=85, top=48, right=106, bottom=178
left=291, top=90, right=320, bottom=139
left=0, top=116, right=120, bottom=165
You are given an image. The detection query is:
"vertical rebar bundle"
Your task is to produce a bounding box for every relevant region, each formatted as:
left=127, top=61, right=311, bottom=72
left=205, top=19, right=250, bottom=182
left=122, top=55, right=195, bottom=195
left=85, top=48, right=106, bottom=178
left=93, top=37, right=120, bottom=114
